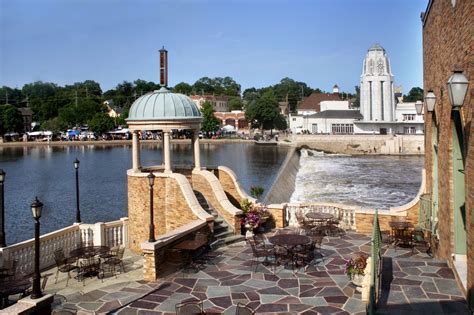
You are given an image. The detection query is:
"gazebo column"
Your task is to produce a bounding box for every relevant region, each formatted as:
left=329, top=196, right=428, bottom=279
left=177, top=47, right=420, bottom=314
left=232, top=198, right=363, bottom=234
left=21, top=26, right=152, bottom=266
left=132, top=130, right=141, bottom=172
left=163, top=131, right=172, bottom=173
left=192, top=130, right=201, bottom=171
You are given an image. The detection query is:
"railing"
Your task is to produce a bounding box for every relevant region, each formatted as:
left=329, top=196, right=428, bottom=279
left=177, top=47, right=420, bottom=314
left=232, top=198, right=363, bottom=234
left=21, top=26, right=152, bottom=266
left=367, top=209, right=382, bottom=315
left=418, top=193, right=432, bottom=232
left=285, top=203, right=356, bottom=230
left=0, top=217, right=129, bottom=275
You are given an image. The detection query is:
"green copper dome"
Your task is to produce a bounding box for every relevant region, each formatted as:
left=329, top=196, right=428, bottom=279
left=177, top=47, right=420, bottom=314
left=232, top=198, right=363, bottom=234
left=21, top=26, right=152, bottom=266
left=127, top=87, right=201, bottom=121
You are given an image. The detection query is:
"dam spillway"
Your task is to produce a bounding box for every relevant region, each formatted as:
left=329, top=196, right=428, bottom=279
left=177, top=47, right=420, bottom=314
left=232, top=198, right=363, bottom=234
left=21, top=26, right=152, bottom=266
left=265, top=148, right=424, bottom=209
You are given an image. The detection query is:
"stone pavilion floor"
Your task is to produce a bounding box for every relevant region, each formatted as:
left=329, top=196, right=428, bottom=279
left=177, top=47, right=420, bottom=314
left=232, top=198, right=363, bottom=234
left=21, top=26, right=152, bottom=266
left=46, top=231, right=470, bottom=314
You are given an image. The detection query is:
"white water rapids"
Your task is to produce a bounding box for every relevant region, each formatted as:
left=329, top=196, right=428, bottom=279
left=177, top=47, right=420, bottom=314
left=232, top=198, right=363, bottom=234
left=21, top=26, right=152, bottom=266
left=290, top=149, right=424, bottom=209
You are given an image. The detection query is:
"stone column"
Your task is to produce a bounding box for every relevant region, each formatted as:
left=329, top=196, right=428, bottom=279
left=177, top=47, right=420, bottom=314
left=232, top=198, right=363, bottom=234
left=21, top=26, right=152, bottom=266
left=163, top=131, right=171, bottom=173
left=235, top=119, right=239, bottom=131
left=132, top=130, right=141, bottom=172
left=192, top=130, right=201, bottom=171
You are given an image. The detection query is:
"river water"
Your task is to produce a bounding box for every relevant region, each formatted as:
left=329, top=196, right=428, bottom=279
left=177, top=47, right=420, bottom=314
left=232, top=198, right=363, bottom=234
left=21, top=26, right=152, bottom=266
left=290, top=149, right=424, bottom=208
left=0, top=143, right=288, bottom=244
left=0, top=144, right=423, bottom=244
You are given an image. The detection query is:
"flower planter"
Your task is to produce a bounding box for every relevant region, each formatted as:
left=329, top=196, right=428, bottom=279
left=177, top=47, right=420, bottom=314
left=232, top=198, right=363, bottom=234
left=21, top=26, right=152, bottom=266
left=351, top=274, right=364, bottom=292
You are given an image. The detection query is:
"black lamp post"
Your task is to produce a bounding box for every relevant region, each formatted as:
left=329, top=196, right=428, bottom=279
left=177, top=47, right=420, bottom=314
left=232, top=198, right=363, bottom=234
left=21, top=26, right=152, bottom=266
left=0, top=169, right=5, bottom=247
left=31, top=197, right=43, bottom=299
left=74, top=158, right=81, bottom=223
left=147, top=172, right=156, bottom=242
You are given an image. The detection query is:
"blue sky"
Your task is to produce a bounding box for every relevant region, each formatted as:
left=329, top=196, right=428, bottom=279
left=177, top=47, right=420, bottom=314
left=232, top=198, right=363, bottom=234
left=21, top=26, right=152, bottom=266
left=1, top=0, right=427, bottom=94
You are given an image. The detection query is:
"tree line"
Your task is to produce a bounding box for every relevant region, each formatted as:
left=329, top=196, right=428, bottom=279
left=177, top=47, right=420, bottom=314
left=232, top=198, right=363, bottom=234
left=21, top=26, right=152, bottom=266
left=1, top=76, right=420, bottom=136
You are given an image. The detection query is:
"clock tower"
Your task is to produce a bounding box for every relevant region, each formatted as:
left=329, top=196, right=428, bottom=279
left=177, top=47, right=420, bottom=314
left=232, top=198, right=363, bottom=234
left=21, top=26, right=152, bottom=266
left=360, top=44, right=395, bottom=122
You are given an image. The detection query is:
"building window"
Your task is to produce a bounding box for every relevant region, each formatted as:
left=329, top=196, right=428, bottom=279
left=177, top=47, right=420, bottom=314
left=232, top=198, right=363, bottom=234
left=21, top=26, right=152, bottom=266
left=403, top=114, right=416, bottom=121
left=292, top=118, right=296, bottom=121
left=311, top=124, right=318, bottom=134
left=331, top=124, right=354, bottom=134
left=404, top=127, right=416, bottom=134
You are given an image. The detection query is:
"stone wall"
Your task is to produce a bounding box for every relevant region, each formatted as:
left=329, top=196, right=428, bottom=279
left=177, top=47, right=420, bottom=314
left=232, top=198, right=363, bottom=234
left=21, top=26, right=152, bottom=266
left=267, top=204, right=285, bottom=228
left=264, top=148, right=300, bottom=204
left=355, top=202, right=419, bottom=235
left=295, top=134, right=424, bottom=155
left=213, top=166, right=255, bottom=206
left=127, top=173, right=199, bottom=253
left=423, top=0, right=473, bottom=308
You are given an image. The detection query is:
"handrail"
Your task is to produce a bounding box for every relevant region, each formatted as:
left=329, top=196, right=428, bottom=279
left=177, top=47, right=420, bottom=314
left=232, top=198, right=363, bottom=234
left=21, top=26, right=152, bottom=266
left=367, top=209, right=382, bottom=314
left=285, top=203, right=356, bottom=230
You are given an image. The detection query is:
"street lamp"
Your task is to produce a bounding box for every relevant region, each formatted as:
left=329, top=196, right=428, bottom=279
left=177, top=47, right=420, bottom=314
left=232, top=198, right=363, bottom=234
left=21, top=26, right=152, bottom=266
left=74, top=158, right=81, bottom=223
left=447, top=70, right=469, bottom=109
left=30, top=197, right=43, bottom=299
left=415, top=100, right=423, bottom=115
left=424, top=90, right=436, bottom=112
left=0, top=169, right=5, bottom=247
left=147, top=172, right=156, bottom=242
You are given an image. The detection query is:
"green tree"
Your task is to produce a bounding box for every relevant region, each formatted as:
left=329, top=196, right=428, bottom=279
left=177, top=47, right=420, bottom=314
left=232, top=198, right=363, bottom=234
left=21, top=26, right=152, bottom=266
left=200, top=101, right=220, bottom=134
left=353, top=86, right=360, bottom=108
left=403, top=87, right=424, bottom=102
left=0, top=104, right=23, bottom=133
left=41, top=117, right=66, bottom=132
left=228, top=96, right=243, bottom=110
left=88, top=112, right=115, bottom=134
left=173, top=82, right=193, bottom=95
left=245, top=91, right=286, bottom=131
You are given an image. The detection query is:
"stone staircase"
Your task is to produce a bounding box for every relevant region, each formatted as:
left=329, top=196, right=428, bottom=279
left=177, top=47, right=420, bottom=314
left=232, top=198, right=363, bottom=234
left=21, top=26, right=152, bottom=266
left=193, top=190, right=245, bottom=248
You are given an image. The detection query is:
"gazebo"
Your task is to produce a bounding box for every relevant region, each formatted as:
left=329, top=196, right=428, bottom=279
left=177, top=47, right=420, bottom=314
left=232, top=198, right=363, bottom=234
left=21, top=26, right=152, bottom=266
left=126, top=87, right=202, bottom=173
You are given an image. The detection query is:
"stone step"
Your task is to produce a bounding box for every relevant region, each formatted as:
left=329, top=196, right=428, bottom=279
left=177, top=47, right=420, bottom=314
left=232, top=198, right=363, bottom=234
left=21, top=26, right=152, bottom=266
left=214, top=230, right=234, bottom=239
left=213, top=225, right=228, bottom=235
left=222, top=235, right=245, bottom=246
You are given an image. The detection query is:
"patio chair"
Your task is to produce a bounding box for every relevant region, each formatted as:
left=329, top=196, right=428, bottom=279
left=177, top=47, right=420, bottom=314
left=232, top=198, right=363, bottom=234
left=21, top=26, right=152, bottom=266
left=54, top=249, right=77, bottom=265
left=175, top=300, right=203, bottom=315
left=99, top=246, right=118, bottom=260
left=54, top=250, right=79, bottom=286
left=0, top=259, right=18, bottom=280
left=79, top=256, right=103, bottom=285
left=247, top=239, right=274, bottom=271
left=102, top=247, right=125, bottom=278
left=236, top=302, right=255, bottom=315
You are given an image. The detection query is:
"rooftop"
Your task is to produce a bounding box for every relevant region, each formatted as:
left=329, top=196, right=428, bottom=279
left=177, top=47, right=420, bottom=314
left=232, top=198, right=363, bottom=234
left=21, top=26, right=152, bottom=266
left=298, top=93, right=341, bottom=111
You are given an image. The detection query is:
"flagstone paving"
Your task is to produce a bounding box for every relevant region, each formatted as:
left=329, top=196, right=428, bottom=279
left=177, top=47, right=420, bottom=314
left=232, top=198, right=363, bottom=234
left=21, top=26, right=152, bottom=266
left=49, top=231, right=470, bottom=314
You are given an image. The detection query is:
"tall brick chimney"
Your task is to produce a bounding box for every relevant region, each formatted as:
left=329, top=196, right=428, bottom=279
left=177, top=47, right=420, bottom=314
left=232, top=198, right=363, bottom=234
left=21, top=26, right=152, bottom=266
left=159, top=46, right=168, bottom=87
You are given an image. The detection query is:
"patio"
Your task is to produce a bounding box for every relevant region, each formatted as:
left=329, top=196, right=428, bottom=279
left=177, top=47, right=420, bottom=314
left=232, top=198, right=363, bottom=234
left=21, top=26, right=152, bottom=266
left=43, top=230, right=470, bottom=314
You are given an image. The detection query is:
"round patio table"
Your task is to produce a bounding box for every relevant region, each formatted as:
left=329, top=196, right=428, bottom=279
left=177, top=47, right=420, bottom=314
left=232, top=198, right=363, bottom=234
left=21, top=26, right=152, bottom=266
left=70, top=245, right=110, bottom=259
left=305, top=212, right=334, bottom=220
left=268, top=234, right=310, bottom=248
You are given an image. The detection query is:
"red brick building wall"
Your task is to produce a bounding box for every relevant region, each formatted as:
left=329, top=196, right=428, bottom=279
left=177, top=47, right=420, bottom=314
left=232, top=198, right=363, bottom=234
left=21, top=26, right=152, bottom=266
left=422, top=0, right=473, bottom=308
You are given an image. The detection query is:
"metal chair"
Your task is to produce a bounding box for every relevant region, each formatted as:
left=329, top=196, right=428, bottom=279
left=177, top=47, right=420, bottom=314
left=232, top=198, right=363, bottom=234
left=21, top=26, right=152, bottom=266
left=175, top=300, right=203, bottom=315
left=236, top=302, right=255, bottom=315
left=247, top=239, right=274, bottom=271
left=54, top=250, right=79, bottom=286
left=102, top=247, right=125, bottom=278
left=79, top=256, right=103, bottom=286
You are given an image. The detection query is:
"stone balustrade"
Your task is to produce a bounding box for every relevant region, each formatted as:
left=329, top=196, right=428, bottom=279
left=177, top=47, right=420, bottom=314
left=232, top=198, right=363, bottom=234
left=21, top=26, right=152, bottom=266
left=0, top=218, right=129, bottom=274
left=286, top=203, right=357, bottom=230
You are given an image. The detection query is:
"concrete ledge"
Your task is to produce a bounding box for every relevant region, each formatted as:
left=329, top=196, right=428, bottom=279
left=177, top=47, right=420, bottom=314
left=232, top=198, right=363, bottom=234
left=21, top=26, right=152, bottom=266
left=1, top=294, right=54, bottom=315
left=140, top=220, right=208, bottom=251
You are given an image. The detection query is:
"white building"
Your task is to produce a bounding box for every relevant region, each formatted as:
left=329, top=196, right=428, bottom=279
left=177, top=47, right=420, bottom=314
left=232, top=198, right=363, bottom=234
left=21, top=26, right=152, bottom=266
left=289, top=44, right=424, bottom=135
left=190, top=95, right=229, bottom=112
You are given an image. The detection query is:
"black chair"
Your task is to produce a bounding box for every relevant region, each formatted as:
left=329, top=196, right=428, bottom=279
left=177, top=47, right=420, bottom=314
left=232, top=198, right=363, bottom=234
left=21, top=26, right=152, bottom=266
left=247, top=239, right=273, bottom=271
left=54, top=250, right=79, bottom=286
left=102, top=247, right=125, bottom=278
left=175, top=300, right=203, bottom=315
left=236, top=302, right=255, bottom=315
left=79, top=257, right=103, bottom=286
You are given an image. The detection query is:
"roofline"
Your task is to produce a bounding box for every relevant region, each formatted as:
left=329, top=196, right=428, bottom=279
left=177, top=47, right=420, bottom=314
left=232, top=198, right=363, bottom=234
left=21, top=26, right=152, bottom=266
left=421, top=0, right=433, bottom=27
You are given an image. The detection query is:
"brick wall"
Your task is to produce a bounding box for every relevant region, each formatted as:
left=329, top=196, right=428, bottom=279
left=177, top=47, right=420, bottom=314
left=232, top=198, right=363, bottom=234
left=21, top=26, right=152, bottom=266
left=214, top=168, right=246, bottom=206
left=355, top=202, right=419, bottom=235
left=423, top=0, right=473, bottom=308
left=128, top=175, right=198, bottom=253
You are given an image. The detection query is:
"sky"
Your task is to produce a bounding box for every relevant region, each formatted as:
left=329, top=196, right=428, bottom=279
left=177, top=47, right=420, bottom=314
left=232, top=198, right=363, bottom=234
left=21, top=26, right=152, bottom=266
left=0, top=0, right=428, bottom=94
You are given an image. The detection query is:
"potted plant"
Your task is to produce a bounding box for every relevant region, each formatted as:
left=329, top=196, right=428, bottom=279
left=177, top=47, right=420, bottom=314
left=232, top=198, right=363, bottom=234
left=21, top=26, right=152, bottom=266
left=345, top=254, right=368, bottom=287
left=250, top=186, right=264, bottom=201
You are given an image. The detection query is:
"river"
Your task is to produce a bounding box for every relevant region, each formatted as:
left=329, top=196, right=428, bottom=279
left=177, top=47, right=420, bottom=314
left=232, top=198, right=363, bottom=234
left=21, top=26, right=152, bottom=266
left=0, top=143, right=288, bottom=244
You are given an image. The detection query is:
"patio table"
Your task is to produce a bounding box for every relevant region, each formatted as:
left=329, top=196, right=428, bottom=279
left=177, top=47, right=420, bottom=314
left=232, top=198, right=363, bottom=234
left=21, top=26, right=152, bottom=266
left=173, top=239, right=208, bottom=271
left=70, top=246, right=110, bottom=259
left=0, top=277, right=31, bottom=308
left=305, top=212, right=334, bottom=221
left=268, top=234, right=310, bottom=248
left=389, top=221, right=414, bottom=249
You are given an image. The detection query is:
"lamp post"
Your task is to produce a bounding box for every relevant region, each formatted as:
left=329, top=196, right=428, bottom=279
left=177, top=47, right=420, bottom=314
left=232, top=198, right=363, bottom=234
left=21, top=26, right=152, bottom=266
left=447, top=70, right=469, bottom=109
left=415, top=100, right=423, bottom=115
left=0, top=169, right=5, bottom=247
left=425, top=90, right=436, bottom=112
left=31, top=197, right=43, bottom=299
left=147, top=172, right=156, bottom=242
left=74, top=158, right=81, bottom=223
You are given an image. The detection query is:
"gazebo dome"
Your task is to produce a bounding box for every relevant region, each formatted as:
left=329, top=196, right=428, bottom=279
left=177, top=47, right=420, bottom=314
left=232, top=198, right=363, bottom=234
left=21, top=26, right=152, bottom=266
left=127, top=87, right=201, bottom=121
